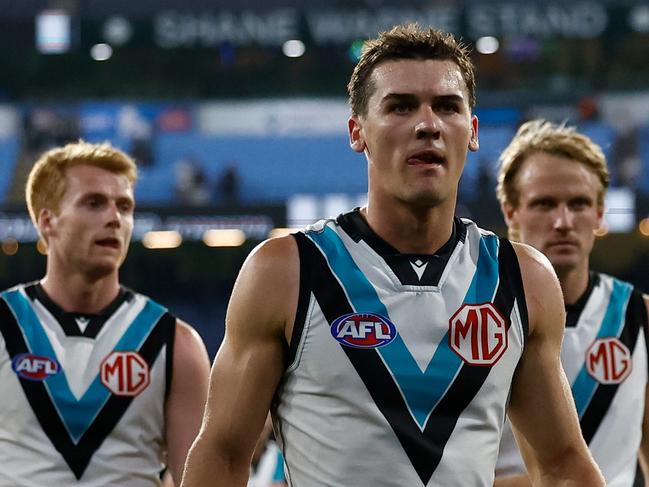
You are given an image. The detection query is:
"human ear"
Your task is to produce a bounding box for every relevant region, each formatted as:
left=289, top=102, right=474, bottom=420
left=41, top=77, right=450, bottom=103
left=38, top=208, right=57, bottom=239
left=348, top=117, right=366, bottom=153
left=501, top=202, right=518, bottom=230
left=468, top=115, right=479, bottom=152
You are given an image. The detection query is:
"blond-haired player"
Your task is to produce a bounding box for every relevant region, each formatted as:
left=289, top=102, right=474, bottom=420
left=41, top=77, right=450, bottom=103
left=0, top=140, right=210, bottom=486
left=495, top=119, right=649, bottom=486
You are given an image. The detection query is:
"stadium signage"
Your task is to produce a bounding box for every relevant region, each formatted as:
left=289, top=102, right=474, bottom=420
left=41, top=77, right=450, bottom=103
left=152, top=2, right=615, bottom=48
left=0, top=210, right=280, bottom=243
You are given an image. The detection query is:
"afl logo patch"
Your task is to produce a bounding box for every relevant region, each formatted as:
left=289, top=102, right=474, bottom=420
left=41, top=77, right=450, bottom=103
left=331, top=312, right=397, bottom=349
left=12, top=353, right=61, bottom=381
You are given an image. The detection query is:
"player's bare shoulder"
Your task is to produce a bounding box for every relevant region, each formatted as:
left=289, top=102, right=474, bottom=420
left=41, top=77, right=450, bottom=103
left=174, top=319, right=209, bottom=361
left=509, top=241, right=555, bottom=278
left=240, top=234, right=299, bottom=285
left=508, top=241, right=561, bottom=293
left=227, top=234, right=301, bottom=341
left=509, top=241, right=565, bottom=336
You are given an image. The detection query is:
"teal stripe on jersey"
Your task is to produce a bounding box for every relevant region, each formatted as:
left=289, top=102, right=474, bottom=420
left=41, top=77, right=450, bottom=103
left=571, top=279, right=633, bottom=418
left=273, top=449, right=286, bottom=481
left=2, top=290, right=165, bottom=442
left=307, top=226, right=500, bottom=429
left=465, top=233, right=500, bottom=305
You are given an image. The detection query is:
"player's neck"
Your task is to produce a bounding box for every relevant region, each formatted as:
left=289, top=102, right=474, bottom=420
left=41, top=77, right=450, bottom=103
left=556, top=263, right=590, bottom=306
left=361, top=199, right=455, bottom=254
left=39, top=271, right=121, bottom=314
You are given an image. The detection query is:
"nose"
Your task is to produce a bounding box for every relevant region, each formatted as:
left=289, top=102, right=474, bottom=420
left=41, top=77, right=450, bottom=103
left=553, top=204, right=574, bottom=231
left=106, top=202, right=122, bottom=228
left=415, top=106, right=440, bottom=140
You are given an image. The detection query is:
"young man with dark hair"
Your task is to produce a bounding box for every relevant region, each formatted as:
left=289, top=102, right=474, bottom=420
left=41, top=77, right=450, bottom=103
left=182, top=26, right=603, bottom=487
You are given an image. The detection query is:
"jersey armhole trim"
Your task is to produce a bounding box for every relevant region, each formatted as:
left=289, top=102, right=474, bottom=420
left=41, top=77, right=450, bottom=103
left=286, top=232, right=312, bottom=369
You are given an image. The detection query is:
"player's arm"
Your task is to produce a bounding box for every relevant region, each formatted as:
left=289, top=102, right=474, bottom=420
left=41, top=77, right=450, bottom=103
left=506, top=242, right=604, bottom=486
left=180, top=236, right=298, bottom=487
left=493, top=476, right=531, bottom=487
left=165, top=320, right=211, bottom=484
left=638, top=296, right=649, bottom=481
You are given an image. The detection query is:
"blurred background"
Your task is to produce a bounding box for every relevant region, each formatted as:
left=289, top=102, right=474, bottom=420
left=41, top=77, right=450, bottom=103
left=2, top=0, right=649, bottom=356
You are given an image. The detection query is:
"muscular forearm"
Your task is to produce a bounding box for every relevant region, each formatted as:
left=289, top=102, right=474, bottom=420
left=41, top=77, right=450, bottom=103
left=494, top=475, right=531, bottom=487
left=532, top=454, right=604, bottom=487
left=180, top=439, right=250, bottom=487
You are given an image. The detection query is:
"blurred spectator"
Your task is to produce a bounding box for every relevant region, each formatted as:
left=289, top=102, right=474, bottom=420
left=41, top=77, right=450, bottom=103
left=118, top=105, right=154, bottom=166
left=613, top=126, right=642, bottom=189
left=24, top=107, right=79, bottom=151
left=217, top=164, right=240, bottom=205
left=175, top=156, right=210, bottom=206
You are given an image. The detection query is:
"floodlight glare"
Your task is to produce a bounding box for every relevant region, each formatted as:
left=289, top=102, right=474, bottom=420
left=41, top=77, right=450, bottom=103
left=202, top=229, right=246, bottom=247
left=91, top=43, right=113, bottom=61
left=103, top=16, right=133, bottom=46
left=283, top=40, right=305, bottom=58
left=142, top=231, right=182, bottom=249
left=476, top=36, right=499, bottom=55
left=36, top=10, right=71, bottom=54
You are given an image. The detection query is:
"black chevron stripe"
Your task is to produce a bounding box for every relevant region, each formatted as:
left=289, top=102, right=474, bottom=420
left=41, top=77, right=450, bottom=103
left=287, top=232, right=312, bottom=367
left=295, top=232, right=525, bottom=484
left=422, top=239, right=521, bottom=471
left=0, top=297, right=173, bottom=479
left=498, top=238, right=529, bottom=344
left=579, top=288, right=644, bottom=444
left=296, top=233, right=437, bottom=483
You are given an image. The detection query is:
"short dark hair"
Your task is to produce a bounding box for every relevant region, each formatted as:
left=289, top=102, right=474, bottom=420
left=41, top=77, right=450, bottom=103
left=347, top=23, right=476, bottom=117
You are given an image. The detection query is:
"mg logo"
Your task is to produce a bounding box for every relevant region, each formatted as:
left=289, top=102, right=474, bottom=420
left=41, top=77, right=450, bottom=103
left=449, top=303, right=508, bottom=366
left=101, top=351, right=150, bottom=396
left=586, top=338, right=632, bottom=384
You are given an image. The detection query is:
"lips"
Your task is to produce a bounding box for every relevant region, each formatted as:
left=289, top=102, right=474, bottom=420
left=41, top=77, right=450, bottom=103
left=407, top=149, right=445, bottom=165
left=96, top=238, right=120, bottom=249
left=547, top=240, right=578, bottom=249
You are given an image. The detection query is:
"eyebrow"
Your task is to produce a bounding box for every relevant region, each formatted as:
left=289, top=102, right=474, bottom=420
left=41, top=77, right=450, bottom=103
left=379, top=93, right=465, bottom=104
left=79, top=192, right=134, bottom=204
left=79, top=192, right=107, bottom=200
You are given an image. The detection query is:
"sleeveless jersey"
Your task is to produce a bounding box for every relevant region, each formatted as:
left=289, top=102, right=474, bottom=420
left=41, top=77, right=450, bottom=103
left=248, top=441, right=286, bottom=487
left=0, top=282, right=175, bottom=487
left=272, top=210, right=529, bottom=487
left=496, top=272, right=648, bottom=487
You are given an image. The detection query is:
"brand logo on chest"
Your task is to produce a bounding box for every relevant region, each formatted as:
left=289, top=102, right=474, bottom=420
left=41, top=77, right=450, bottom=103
left=12, top=353, right=61, bottom=381
left=586, top=337, right=632, bottom=384
left=100, top=351, right=150, bottom=396
left=449, top=303, right=508, bottom=366
left=331, top=312, right=397, bottom=348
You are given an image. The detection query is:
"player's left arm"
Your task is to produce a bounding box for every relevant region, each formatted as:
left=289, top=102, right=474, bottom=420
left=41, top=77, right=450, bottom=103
left=507, top=242, right=604, bottom=486
left=638, top=296, right=649, bottom=481
left=165, top=320, right=211, bottom=484
left=493, top=476, right=531, bottom=487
